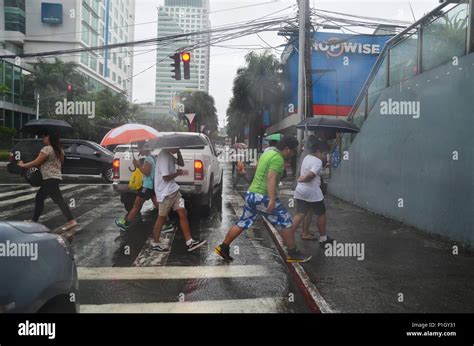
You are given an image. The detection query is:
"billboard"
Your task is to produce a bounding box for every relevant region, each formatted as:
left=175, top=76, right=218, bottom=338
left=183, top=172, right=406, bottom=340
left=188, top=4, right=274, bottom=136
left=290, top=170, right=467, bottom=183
left=41, top=3, right=63, bottom=24
left=285, top=32, right=392, bottom=117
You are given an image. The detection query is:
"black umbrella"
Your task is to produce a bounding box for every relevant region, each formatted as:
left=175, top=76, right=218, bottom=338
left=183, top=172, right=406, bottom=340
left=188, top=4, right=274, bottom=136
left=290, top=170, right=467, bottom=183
left=296, top=117, right=360, bottom=133
left=20, top=119, right=74, bottom=137
left=142, top=134, right=206, bottom=151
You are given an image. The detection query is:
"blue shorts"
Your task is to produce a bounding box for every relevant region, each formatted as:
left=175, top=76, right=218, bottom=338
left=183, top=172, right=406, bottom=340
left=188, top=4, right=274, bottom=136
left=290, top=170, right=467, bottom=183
left=236, top=192, right=293, bottom=230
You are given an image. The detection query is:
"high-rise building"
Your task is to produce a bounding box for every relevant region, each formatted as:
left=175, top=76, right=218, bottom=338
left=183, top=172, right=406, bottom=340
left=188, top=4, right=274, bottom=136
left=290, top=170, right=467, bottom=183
left=155, top=0, right=210, bottom=116
left=23, top=0, right=135, bottom=100
left=0, top=0, right=36, bottom=131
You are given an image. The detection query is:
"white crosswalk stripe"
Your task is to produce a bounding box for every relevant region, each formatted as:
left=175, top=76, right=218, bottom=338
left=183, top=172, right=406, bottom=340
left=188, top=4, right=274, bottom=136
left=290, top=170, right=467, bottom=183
left=0, top=186, right=37, bottom=199
left=0, top=185, right=96, bottom=220
left=0, top=184, right=79, bottom=208
left=78, top=265, right=272, bottom=280
left=81, top=298, right=285, bottom=313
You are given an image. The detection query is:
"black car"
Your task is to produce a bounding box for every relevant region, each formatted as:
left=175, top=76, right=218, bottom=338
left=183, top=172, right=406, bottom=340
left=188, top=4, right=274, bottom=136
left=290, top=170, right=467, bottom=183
left=7, top=139, right=114, bottom=183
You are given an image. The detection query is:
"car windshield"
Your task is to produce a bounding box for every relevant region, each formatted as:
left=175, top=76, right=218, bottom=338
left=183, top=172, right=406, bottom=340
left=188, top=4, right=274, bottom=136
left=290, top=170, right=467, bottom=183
left=1, top=0, right=471, bottom=321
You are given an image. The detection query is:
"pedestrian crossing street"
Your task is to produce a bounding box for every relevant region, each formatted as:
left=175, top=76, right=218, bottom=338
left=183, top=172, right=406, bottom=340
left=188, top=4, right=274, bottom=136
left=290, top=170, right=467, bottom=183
left=0, top=176, right=308, bottom=313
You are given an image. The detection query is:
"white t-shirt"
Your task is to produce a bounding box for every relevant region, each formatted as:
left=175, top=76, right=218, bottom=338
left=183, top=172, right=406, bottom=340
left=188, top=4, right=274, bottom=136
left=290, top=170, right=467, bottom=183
left=154, top=150, right=180, bottom=202
left=294, top=155, right=324, bottom=202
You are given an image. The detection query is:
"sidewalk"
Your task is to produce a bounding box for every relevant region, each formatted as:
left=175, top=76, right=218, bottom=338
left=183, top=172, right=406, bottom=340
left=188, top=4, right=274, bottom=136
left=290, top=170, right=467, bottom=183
left=275, top=180, right=474, bottom=313
left=234, top=171, right=474, bottom=313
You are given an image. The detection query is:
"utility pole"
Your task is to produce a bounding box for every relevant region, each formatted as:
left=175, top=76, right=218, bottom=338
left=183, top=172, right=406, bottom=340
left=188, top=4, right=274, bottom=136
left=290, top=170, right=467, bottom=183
left=296, top=0, right=306, bottom=148
left=35, top=91, right=40, bottom=120
left=304, top=0, right=313, bottom=123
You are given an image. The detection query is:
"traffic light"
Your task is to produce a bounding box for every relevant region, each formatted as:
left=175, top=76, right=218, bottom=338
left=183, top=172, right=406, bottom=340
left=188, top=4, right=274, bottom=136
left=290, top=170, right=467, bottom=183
left=66, top=84, right=74, bottom=100
left=170, top=53, right=181, bottom=80
left=182, top=52, right=191, bottom=80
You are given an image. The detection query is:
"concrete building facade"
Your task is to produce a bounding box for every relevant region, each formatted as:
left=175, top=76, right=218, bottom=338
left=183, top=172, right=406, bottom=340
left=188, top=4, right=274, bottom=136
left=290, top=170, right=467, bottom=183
left=23, top=0, right=135, bottom=100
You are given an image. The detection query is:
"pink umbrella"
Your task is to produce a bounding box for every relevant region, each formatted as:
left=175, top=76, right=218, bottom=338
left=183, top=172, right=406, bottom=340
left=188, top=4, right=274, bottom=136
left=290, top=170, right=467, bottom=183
left=100, top=124, right=160, bottom=147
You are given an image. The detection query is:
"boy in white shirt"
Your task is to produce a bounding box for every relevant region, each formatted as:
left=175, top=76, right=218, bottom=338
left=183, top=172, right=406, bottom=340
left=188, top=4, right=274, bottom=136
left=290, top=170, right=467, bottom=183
left=151, top=148, right=206, bottom=252
left=291, top=140, right=331, bottom=244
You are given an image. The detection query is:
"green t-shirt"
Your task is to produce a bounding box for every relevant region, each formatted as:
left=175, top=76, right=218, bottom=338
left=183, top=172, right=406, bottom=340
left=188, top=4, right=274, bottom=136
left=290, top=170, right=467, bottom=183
left=248, top=149, right=285, bottom=196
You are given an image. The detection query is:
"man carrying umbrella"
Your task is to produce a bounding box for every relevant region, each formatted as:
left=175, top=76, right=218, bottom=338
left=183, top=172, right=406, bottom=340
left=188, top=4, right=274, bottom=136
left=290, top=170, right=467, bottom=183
left=145, top=137, right=206, bottom=252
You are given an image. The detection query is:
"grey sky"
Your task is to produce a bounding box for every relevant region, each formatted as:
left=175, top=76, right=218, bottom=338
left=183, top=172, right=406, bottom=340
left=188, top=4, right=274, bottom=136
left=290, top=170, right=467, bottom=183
left=132, top=0, right=439, bottom=127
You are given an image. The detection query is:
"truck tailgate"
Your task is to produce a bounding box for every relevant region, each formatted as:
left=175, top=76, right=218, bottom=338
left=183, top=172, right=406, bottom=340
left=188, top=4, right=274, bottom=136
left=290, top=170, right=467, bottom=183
left=175, top=152, right=196, bottom=184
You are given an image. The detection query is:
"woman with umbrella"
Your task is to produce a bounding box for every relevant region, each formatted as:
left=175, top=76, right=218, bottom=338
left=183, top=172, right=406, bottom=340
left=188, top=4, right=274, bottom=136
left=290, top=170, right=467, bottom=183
left=18, top=130, right=77, bottom=231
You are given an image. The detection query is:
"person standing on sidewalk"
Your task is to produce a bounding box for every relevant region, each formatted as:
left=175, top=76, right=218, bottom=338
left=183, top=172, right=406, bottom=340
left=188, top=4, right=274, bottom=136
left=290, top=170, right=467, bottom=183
left=115, top=146, right=174, bottom=233
left=215, top=136, right=311, bottom=263
left=291, top=140, right=331, bottom=245
left=150, top=148, right=206, bottom=252
left=18, top=131, right=77, bottom=231
left=233, top=154, right=251, bottom=188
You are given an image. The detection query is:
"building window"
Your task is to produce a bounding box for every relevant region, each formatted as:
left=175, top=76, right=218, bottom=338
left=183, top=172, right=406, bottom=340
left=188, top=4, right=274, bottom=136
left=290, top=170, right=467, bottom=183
left=112, top=72, right=116, bottom=81
left=81, top=52, right=89, bottom=66
left=89, top=55, right=97, bottom=71
left=4, top=0, right=26, bottom=34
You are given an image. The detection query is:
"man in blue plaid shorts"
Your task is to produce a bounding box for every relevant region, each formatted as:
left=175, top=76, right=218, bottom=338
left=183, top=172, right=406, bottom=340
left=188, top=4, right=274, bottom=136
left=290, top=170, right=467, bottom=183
left=215, top=136, right=311, bottom=263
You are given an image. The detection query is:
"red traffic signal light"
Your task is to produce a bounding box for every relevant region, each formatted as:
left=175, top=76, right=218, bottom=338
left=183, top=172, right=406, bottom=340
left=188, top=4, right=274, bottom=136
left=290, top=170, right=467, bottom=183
left=66, top=84, right=74, bottom=100
left=182, top=52, right=191, bottom=63
left=182, top=52, right=190, bottom=80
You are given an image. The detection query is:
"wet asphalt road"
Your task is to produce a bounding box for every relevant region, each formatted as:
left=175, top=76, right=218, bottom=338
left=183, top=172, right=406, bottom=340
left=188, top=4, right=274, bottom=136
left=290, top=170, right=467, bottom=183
left=0, top=164, right=311, bottom=313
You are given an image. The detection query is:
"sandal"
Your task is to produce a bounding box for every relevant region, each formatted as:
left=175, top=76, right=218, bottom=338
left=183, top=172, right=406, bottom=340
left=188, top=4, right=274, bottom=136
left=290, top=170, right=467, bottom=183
left=61, top=221, right=78, bottom=232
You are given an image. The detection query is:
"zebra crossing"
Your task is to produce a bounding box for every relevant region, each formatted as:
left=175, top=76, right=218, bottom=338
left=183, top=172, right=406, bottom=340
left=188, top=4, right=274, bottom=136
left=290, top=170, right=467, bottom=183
left=0, top=176, right=308, bottom=313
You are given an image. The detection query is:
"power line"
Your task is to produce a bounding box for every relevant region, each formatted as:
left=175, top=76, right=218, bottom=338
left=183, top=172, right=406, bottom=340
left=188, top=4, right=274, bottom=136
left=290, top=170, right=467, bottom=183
left=1, top=13, right=297, bottom=59
left=209, top=1, right=283, bottom=14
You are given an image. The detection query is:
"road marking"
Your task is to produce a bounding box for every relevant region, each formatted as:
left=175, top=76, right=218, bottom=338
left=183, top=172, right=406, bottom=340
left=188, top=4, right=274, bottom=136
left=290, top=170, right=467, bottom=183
left=0, top=184, right=79, bottom=208
left=78, top=265, right=271, bottom=280
left=80, top=297, right=285, bottom=313
left=0, top=186, right=37, bottom=199
left=50, top=197, right=122, bottom=235
left=37, top=186, right=102, bottom=222
left=0, top=185, right=100, bottom=220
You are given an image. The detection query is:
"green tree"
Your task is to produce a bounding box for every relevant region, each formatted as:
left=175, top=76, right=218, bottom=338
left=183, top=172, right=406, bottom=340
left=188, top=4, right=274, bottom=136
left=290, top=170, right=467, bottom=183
left=23, top=59, right=140, bottom=142
left=149, top=115, right=187, bottom=132
left=226, top=51, right=283, bottom=149
left=178, top=90, right=218, bottom=137
left=24, top=58, right=88, bottom=118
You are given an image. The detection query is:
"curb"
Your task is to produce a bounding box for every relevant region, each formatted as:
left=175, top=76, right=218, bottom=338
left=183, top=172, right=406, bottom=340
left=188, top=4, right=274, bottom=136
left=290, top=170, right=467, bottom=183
left=261, top=216, right=334, bottom=314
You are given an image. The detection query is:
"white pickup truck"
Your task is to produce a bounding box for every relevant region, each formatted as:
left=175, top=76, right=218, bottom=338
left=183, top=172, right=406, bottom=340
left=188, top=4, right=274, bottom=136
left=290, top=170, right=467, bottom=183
left=112, top=132, right=223, bottom=215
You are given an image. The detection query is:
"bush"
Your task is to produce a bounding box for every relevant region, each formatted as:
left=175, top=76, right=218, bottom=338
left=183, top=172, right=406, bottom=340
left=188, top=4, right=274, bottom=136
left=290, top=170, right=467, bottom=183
left=0, top=150, right=8, bottom=161
left=0, top=126, right=16, bottom=149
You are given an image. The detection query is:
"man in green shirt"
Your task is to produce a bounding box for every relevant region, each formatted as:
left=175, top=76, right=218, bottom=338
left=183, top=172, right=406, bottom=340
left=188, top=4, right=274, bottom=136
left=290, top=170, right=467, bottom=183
left=215, top=136, right=311, bottom=263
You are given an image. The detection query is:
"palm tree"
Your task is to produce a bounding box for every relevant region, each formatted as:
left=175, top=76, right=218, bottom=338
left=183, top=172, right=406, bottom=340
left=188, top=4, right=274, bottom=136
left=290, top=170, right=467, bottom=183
left=178, top=91, right=218, bottom=136
left=226, top=51, right=283, bottom=149
left=24, top=58, right=87, bottom=119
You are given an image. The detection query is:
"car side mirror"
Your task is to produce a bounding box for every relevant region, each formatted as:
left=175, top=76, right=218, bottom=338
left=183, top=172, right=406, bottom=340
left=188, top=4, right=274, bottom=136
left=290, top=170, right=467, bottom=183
left=93, top=151, right=101, bottom=157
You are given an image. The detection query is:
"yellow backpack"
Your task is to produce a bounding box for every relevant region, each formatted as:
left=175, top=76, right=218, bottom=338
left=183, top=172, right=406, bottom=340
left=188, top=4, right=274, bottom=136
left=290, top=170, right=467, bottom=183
left=129, top=168, right=143, bottom=190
